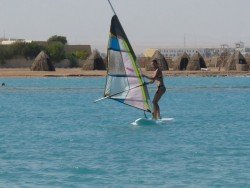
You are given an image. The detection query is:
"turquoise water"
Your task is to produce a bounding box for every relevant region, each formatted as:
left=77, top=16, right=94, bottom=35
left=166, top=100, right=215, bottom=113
left=0, top=77, right=249, bottom=187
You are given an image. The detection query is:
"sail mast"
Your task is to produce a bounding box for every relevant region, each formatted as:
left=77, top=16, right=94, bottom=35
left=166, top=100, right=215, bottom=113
left=107, top=0, right=117, bottom=15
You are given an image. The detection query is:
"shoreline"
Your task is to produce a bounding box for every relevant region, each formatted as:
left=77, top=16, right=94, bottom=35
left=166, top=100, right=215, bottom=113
left=0, top=68, right=249, bottom=78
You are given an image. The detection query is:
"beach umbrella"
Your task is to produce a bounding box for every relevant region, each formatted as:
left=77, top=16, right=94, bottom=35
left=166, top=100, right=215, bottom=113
left=187, top=52, right=206, bottom=70
left=225, top=51, right=249, bottom=71
left=209, top=52, right=230, bottom=68
left=31, top=51, right=55, bottom=71
left=173, top=52, right=190, bottom=71
left=209, top=56, right=221, bottom=67
left=145, top=50, right=169, bottom=71
left=82, top=50, right=106, bottom=70
left=245, top=57, right=250, bottom=69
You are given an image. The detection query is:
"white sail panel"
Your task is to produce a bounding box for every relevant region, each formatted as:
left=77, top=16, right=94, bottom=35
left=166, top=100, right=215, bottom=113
left=104, top=15, right=152, bottom=112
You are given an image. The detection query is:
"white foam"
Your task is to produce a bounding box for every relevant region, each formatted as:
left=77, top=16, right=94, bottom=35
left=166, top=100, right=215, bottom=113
left=132, top=117, right=174, bottom=126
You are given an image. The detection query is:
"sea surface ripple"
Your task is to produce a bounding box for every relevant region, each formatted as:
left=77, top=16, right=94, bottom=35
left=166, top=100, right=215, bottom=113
left=0, top=77, right=249, bottom=187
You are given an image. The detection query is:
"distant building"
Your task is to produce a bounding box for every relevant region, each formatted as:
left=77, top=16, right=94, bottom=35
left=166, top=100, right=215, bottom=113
left=144, top=47, right=218, bottom=58
left=144, top=42, right=250, bottom=58
left=219, top=44, right=230, bottom=54
left=234, top=41, right=250, bottom=56
left=0, top=38, right=32, bottom=45
left=159, top=48, right=203, bottom=57
left=159, top=48, right=222, bottom=58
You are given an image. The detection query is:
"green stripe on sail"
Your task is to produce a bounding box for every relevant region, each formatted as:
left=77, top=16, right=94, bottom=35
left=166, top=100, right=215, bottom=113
left=122, top=40, right=151, bottom=111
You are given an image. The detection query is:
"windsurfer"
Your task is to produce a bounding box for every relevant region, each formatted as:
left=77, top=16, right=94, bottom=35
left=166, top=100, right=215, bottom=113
left=143, top=60, right=166, bottom=119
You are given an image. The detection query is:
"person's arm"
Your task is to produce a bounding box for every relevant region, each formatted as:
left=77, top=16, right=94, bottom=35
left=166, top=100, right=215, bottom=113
left=142, top=74, right=152, bottom=80
left=151, top=69, right=160, bottom=82
left=143, top=74, right=153, bottom=83
left=143, top=69, right=159, bottom=83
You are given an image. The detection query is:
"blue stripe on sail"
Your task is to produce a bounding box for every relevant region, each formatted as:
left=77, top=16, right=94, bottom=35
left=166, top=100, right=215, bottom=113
left=109, top=37, right=120, bottom=51
left=107, top=48, right=129, bottom=53
left=113, top=98, right=125, bottom=103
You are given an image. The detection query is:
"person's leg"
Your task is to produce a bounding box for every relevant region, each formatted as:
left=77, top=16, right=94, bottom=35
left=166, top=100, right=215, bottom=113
left=155, top=103, right=160, bottom=119
left=152, top=101, right=157, bottom=119
left=153, top=93, right=161, bottom=119
left=153, top=88, right=166, bottom=119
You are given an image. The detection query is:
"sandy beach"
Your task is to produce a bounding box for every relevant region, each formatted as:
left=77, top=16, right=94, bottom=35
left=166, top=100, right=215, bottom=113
left=0, top=68, right=249, bottom=77
left=0, top=68, right=106, bottom=77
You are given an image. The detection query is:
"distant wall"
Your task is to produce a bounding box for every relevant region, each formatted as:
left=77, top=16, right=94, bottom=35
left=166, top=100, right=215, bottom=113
left=65, top=45, right=91, bottom=54
left=0, top=58, right=33, bottom=68
left=33, top=41, right=92, bottom=55
left=78, top=60, right=84, bottom=67
left=0, top=58, right=83, bottom=68
left=54, top=59, right=71, bottom=68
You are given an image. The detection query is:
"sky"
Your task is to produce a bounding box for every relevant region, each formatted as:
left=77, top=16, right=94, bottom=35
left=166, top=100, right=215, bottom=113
left=1, top=0, right=250, bottom=53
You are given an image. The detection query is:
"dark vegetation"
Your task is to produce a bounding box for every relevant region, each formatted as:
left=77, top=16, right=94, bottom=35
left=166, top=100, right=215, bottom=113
left=0, top=35, right=89, bottom=66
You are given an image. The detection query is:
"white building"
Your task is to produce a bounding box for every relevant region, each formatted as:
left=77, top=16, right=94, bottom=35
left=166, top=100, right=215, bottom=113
left=156, top=48, right=218, bottom=58
left=234, top=41, right=250, bottom=56
left=144, top=42, right=250, bottom=58
left=159, top=48, right=206, bottom=57
left=0, top=38, right=32, bottom=45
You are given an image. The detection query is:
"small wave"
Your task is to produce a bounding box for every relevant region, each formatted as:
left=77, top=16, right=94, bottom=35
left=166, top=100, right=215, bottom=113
left=0, top=87, right=104, bottom=93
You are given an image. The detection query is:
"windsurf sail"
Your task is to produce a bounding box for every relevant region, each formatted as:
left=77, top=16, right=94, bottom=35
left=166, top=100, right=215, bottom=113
left=103, top=15, right=152, bottom=113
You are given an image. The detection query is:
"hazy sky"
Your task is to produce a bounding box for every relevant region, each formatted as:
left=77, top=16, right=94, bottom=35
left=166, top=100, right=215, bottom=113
left=1, top=0, right=250, bottom=53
